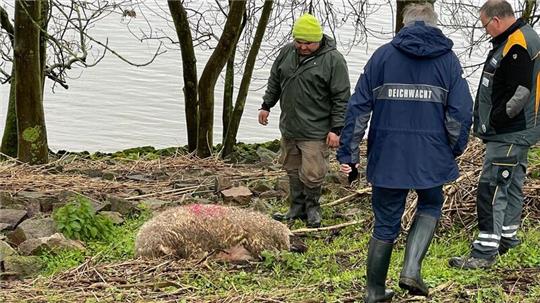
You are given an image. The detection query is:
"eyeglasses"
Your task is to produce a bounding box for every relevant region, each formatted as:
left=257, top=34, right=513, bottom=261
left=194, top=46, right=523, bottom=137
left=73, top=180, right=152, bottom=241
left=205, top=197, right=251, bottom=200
left=481, top=17, right=494, bottom=29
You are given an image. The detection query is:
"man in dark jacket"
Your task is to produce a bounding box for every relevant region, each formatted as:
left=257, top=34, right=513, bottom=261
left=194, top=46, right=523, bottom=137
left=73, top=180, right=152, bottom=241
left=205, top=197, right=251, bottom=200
left=258, top=13, right=350, bottom=228
left=337, top=3, right=472, bottom=302
left=450, top=0, right=540, bottom=270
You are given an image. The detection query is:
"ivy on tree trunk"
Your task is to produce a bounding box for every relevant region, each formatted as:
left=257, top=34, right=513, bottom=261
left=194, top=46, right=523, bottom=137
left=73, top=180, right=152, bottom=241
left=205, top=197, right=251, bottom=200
left=14, top=0, right=49, bottom=164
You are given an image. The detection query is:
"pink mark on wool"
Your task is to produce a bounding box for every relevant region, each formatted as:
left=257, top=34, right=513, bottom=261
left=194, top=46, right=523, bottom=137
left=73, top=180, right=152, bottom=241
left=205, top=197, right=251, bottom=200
left=187, top=204, right=226, bottom=217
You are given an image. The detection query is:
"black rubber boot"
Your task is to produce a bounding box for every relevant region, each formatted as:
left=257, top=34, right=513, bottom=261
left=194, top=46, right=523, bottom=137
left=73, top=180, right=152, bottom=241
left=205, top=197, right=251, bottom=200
left=304, top=186, right=322, bottom=228
left=399, top=214, right=438, bottom=297
left=273, top=175, right=306, bottom=221
left=365, top=237, right=394, bottom=303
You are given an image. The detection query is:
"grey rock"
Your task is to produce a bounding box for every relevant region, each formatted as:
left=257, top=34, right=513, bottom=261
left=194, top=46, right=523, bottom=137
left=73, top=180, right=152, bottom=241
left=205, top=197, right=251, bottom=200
left=90, top=199, right=111, bottom=213
left=0, top=192, right=40, bottom=217
left=274, top=176, right=290, bottom=195
left=139, top=199, right=171, bottom=211
left=256, top=146, right=278, bottom=163
left=99, top=211, right=124, bottom=225
left=221, top=186, right=253, bottom=205
left=0, top=209, right=28, bottom=230
left=18, top=233, right=85, bottom=256
left=56, top=192, right=110, bottom=213
left=214, top=175, right=232, bottom=192
left=108, top=196, right=138, bottom=215
left=0, top=191, right=17, bottom=209
left=0, top=223, right=9, bottom=232
left=7, top=217, right=57, bottom=246
left=0, top=191, right=57, bottom=216
left=249, top=180, right=274, bottom=194
left=3, top=255, right=43, bottom=278
left=0, top=240, right=17, bottom=262
left=17, top=191, right=59, bottom=215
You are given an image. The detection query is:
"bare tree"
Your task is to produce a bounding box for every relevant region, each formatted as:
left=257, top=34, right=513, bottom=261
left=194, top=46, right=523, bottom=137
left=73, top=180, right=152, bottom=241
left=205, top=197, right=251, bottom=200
left=14, top=0, right=48, bottom=164
left=154, top=0, right=375, bottom=158
left=0, top=0, right=163, bottom=162
left=395, top=0, right=436, bottom=33
left=222, top=0, right=273, bottom=157
left=168, top=0, right=199, bottom=152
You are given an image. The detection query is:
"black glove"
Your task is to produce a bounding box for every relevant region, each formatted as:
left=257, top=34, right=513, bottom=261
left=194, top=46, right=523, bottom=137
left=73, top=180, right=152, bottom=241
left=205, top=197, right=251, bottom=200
left=347, top=163, right=359, bottom=184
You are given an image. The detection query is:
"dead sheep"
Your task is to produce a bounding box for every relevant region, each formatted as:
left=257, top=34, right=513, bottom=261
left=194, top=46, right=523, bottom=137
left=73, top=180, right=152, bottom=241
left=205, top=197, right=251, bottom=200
left=134, top=204, right=292, bottom=261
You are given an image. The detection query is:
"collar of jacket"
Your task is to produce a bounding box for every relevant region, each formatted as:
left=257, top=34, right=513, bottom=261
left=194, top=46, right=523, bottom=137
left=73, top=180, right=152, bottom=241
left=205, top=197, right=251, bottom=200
left=490, top=18, right=527, bottom=47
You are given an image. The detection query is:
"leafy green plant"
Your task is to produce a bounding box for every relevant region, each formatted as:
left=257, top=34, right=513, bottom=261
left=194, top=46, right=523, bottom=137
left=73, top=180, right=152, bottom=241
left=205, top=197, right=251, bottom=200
left=53, top=196, right=114, bottom=241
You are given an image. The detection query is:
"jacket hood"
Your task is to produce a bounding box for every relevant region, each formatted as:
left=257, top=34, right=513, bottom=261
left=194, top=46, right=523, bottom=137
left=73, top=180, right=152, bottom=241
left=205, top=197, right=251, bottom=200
left=316, top=34, right=337, bottom=55
left=391, top=21, right=453, bottom=58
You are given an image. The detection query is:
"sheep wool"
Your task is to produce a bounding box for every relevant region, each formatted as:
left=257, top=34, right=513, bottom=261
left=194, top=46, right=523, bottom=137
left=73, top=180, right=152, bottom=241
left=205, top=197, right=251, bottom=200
left=134, top=204, right=292, bottom=259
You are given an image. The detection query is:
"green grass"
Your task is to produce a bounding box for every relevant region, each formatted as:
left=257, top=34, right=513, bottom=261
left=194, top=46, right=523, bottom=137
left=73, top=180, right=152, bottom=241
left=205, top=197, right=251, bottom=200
left=29, top=197, right=540, bottom=302
left=39, top=210, right=152, bottom=276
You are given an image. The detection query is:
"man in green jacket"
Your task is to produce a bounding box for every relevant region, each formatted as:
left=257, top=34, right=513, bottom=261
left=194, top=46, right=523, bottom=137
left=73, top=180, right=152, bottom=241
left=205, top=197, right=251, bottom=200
left=258, top=13, right=350, bottom=228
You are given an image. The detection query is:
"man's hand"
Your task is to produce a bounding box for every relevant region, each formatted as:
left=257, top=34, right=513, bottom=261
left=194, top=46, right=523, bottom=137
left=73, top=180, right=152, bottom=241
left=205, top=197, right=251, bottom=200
left=340, top=163, right=359, bottom=184
left=258, top=110, right=270, bottom=126
left=326, top=132, right=339, bottom=148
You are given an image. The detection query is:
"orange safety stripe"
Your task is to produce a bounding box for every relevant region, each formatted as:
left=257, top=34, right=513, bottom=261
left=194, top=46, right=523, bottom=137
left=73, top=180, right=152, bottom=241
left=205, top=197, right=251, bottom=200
left=503, top=29, right=527, bottom=57
left=536, top=72, right=540, bottom=126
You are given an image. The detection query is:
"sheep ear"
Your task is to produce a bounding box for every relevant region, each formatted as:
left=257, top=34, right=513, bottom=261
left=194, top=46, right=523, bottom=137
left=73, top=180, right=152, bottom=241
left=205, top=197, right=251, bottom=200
left=214, top=244, right=254, bottom=264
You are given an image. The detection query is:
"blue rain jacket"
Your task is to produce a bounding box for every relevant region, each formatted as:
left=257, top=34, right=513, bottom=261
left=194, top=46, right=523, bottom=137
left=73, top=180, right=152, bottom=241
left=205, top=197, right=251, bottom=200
left=337, top=21, right=473, bottom=189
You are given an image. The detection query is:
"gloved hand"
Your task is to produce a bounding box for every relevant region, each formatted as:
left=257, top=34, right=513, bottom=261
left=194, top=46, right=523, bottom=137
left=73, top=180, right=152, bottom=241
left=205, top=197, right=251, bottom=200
left=347, top=163, right=359, bottom=184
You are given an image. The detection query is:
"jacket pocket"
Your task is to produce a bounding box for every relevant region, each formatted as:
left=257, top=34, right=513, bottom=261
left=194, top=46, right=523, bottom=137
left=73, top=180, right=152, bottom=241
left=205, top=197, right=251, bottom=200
left=477, top=72, right=497, bottom=135
left=490, top=156, right=518, bottom=187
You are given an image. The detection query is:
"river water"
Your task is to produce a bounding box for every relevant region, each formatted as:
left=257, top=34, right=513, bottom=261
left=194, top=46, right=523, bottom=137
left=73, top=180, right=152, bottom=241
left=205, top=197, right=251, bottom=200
left=0, top=0, right=536, bottom=152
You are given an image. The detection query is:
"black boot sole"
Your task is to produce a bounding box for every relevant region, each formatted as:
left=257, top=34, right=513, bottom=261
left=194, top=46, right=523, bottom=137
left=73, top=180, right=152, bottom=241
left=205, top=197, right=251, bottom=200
left=272, top=214, right=307, bottom=222
left=306, top=222, right=321, bottom=228
left=399, top=277, right=428, bottom=296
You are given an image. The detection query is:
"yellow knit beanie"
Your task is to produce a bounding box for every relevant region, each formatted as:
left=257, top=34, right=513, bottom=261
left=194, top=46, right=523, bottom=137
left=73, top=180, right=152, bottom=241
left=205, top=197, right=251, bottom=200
left=292, top=13, right=323, bottom=42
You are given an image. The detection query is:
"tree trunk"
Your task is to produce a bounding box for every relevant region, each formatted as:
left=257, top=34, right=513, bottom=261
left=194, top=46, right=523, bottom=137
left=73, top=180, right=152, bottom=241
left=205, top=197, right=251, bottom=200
left=222, top=8, right=247, bottom=143
left=1, top=74, right=17, bottom=158
left=168, top=0, right=199, bottom=152
left=15, top=0, right=48, bottom=164
left=395, top=0, right=436, bottom=34
left=522, top=0, right=537, bottom=25
left=222, top=49, right=236, bottom=143
left=196, top=1, right=246, bottom=158
left=0, top=8, right=16, bottom=157
left=222, top=0, right=273, bottom=157
left=40, top=0, right=49, bottom=91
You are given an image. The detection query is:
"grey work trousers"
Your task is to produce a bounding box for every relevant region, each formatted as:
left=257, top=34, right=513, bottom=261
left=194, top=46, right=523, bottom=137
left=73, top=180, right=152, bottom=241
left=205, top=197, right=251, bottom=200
left=471, top=141, right=529, bottom=259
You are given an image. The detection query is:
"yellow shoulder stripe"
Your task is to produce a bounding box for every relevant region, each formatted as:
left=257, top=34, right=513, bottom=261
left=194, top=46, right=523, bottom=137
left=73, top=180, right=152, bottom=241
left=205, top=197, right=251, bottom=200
left=536, top=72, right=540, bottom=118
left=503, top=29, right=527, bottom=57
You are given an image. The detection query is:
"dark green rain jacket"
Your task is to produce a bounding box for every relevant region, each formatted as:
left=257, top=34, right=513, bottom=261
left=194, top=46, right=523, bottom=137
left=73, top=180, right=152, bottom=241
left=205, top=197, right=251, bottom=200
left=262, top=35, right=350, bottom=140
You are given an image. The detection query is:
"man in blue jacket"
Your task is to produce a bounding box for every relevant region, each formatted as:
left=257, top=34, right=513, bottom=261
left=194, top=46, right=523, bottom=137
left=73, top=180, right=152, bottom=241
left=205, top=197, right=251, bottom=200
left=337, top=3, right=473, bottom=302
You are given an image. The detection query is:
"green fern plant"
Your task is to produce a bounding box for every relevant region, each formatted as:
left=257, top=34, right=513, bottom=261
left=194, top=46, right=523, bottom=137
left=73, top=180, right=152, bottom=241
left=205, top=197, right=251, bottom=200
left=53, top=196, right=114, bottom=241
